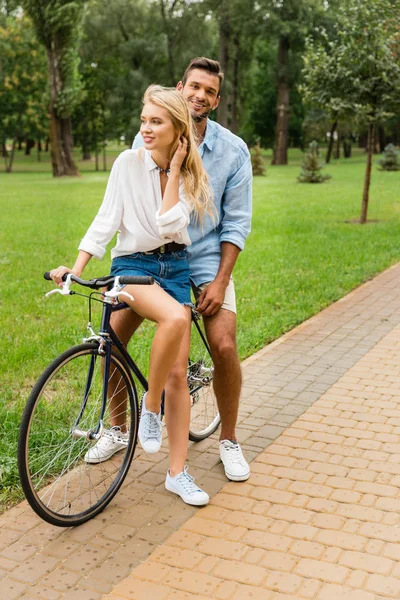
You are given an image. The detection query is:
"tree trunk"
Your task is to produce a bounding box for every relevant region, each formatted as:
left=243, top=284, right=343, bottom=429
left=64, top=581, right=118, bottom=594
left=81, top=120, right=91, bottom=159
left=359, top=130, right=368, bottom=150
left=378, top=126, right=385, bottom=152
left=343, top=138, right=352, bottom=158
left=103, top=143, right=107, bottom=171
left=334, top=134, right=340, bottom=159
left=37, top=139, right=42, bottom=162
left=6, top=138, right=17, bottom=173
left=217, top=0, right=230, bottom=128
left=272, top=36, right=290, bottom=165
left=49, top=110, right=79, bottom=176
left=47, top=43, right=79, bottom=177
left=231, top=32, right=240, bottom=134
left=1, top=140, right=8, bottom=158
left=325, top=119, right=337, bottom=164
left=360, top=123, right=374, bottom=224
left=25, top=138, right=35, bottom=155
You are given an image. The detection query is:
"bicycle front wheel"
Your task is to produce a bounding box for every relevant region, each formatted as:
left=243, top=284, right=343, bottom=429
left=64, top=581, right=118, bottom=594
left=18, top=343, right=138, bottom=527
left=188, top=315, right=220, bottom=442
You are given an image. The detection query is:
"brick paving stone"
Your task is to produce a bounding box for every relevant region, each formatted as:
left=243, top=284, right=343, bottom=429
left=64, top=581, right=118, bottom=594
left=62, top=545, right=110, bottom=573
left=40, top=567, right=81, bottom=591
left=365, top=574, right=400, bottom=598
left=0, top=577, right=28, bottom=599
left=213, top=559, right=268, bottom=586
left=317, top=583, right=374, bottom=599
left=60, top=589, right=102, bottom=600
left=0, top=527, right=24, bottom=551
left=11, top=554, right=60, bottom=584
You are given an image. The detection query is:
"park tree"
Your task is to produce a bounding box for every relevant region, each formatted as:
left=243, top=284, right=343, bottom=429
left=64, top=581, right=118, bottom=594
left=258, top=0, right=339, bottom=165
left=378, top=144, right=400, bottom=171
left=301, top=0, right=400, bottom=223
left=206, top=0, right=259, bottom=131
left=72, top=62, right=106, bottom=165
left=80, top=0, right=217, bottom=144
left=22, top=0, right=87, bottom=176
left=81, top=0, right=215, bottom=144
left=0, top=13, right=48, bottom=171
left=297, top=140, right=331, bottom=182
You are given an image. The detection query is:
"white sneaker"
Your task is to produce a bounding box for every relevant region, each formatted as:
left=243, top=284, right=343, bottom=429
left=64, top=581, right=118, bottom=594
left=165, top=466, right=209, bottom=506
left=138, top=392, right=162, bottom=453
left=219, top=440, right=250, bottom=481
left=84, top=426, right=129, bottom=464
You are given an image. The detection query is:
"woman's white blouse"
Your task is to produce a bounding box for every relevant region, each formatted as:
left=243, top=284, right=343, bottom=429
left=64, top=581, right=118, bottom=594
left=78, top=149, right=192, bottom=260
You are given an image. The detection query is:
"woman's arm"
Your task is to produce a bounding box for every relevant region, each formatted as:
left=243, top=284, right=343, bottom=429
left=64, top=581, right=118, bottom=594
left=49, top=250, right=93, bottom=286
left=159, top=137, right=188, bottom=215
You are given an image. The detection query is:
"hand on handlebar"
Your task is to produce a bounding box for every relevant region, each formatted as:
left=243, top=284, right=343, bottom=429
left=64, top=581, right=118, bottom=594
left=49, top=266, right=74, bottom=287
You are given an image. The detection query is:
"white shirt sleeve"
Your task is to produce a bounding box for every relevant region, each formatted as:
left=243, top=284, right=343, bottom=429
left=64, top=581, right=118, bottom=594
left=78, top=158, right=123, bottom=259
left=155, top=181, right=192, bottom=242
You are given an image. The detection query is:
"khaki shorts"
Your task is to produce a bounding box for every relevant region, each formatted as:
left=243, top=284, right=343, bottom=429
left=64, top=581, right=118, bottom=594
left=192, top=278, right=236, bottom=314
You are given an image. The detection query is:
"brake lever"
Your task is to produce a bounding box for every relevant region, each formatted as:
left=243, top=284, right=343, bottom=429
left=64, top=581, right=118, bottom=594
left=104, top=277, right=134, bottom=302
left=45, top=273, right=74, bottom=297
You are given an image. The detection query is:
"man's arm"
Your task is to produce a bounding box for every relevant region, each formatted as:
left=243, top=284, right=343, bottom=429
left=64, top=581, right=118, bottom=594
left=196, top=242, right=240, bottom=316
left=197, top=147, right=252, bottom=317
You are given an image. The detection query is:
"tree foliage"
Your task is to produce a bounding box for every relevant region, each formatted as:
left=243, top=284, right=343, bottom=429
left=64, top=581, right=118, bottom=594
left=0, top=13, right=48, bottom=170
left=300, top=0, right=400, bottom=221
left=378, top=143, right=400, bottom=171
left=23, top=0, right=85, bottom=118
left=22, top=0, right=87, bottom=176
left=297, top=139, right=331, bottom=183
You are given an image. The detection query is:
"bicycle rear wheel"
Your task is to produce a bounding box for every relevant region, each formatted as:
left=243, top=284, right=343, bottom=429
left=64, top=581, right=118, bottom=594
left=18, top=343, right=138, bottom=527
left=188, top=314, right=220, bottom=442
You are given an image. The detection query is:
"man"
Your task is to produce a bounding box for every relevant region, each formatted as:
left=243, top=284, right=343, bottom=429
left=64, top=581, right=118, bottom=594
left=87, top=57, right=252, bottom=482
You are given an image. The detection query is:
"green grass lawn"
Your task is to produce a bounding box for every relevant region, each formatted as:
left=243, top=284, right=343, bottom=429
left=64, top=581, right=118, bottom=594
left=1, top=144, right=399, bottom=509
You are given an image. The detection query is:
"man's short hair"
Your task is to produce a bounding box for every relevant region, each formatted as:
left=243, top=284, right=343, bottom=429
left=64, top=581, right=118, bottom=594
left=182, top=57, right=224, bottom=95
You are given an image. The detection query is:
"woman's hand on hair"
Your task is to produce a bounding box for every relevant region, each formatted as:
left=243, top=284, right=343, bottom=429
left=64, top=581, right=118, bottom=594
left=170, top=136, right=188, bottom=173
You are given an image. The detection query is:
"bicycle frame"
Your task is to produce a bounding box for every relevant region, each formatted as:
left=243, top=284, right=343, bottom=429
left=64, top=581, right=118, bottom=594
left=75, top=300, right=148, bottom=440
left=74, top=294, right=210, bottom=439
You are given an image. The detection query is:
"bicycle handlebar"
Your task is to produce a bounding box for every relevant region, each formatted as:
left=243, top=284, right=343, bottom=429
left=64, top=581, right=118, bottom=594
left=44, top=272, right=154, bottom=289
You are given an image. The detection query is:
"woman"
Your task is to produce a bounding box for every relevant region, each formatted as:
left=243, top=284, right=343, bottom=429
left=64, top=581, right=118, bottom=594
left=50, top=85, right=213, bottom=506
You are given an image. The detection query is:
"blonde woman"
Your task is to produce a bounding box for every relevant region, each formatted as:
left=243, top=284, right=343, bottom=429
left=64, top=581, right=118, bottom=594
left=50, top=85, right=213, bottom=506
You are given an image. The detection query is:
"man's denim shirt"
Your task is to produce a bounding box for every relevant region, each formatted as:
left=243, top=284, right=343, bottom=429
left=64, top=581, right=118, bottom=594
left=132, top=119, right=252, bottom=287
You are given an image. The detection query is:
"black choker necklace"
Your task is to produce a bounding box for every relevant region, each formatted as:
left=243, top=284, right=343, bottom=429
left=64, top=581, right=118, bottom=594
left=156, top=166, right=170, bottom=174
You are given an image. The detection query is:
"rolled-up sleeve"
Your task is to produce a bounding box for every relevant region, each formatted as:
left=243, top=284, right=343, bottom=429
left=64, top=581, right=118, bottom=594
left=78, top=158, right=123, bottom=259
left=219, top=150, right=252, bottom=250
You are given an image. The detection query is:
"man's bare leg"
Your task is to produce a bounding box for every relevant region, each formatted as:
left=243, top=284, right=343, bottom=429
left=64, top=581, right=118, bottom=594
left=203, top=308, right=241, bottom=441
left=203, top=308, right=249, bottom=481
left=107, top=308, right=143, bottom=431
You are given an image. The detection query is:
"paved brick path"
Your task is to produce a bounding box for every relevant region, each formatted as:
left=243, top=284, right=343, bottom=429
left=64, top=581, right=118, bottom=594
left=2, top=262, right=400, bottom=599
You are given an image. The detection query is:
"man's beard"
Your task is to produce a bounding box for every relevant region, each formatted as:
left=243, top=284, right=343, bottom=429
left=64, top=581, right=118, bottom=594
left=191, top=107, right=212, bottom=123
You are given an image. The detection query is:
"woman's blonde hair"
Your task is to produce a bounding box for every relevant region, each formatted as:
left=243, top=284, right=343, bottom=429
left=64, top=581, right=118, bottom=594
left=142, top=84, right=214, bottom=221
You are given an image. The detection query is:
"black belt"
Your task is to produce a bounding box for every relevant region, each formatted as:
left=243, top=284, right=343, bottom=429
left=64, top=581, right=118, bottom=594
left=144, top=242, right=186, bottom=255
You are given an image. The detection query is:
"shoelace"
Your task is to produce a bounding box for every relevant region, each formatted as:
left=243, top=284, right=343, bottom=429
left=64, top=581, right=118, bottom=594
left=222, top=441, right=244, bottom=463
left=101, top=427, right=127, bottom=445
left=142, top=411, right=161, bottom=439
left=175, top=466, right=200, bottom=494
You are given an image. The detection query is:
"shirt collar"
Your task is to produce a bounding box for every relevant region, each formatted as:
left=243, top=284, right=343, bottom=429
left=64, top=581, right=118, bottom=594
left=144, top=149, right=159, bottom=171
left=199, top=119, right=216, bottom=154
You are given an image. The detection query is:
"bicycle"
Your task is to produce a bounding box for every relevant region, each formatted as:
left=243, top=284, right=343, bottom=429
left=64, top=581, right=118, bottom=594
left=18, top=272, right=220, bottom=527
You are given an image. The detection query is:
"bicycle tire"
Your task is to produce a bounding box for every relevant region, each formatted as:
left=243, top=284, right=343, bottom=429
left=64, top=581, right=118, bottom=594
left=18, top=343, right=139, bottom=527
left=188, top=316, right=220, bottom=442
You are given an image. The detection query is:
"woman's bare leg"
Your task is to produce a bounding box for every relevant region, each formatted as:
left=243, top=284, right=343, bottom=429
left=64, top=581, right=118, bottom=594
left=122, top=283, right=187, bottom=412
left=163, top=307, right=192, bottom=476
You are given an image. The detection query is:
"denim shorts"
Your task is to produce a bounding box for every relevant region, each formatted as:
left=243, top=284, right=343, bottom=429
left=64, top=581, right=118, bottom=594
left=111, top=250, right=192, bottom=306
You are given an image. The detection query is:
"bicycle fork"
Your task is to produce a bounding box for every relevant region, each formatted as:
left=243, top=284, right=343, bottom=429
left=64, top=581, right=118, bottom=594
left=70, top=338, right=111, bottom=442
